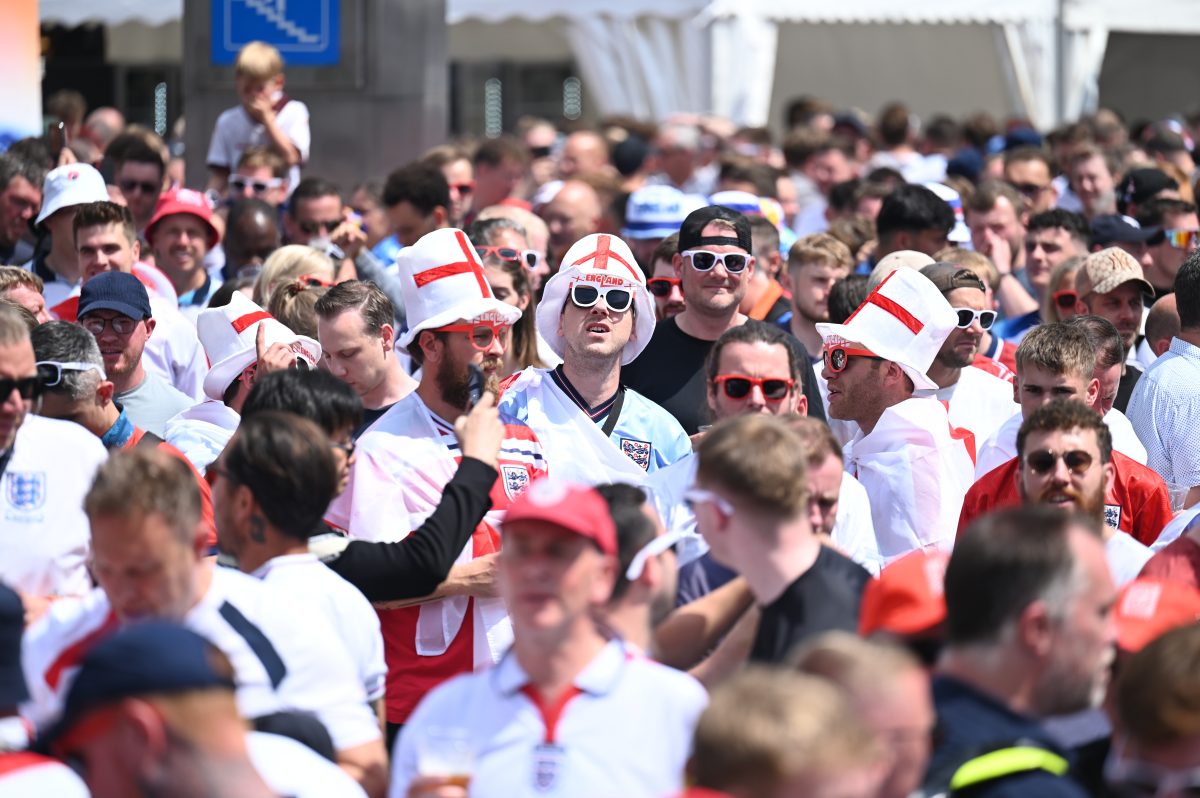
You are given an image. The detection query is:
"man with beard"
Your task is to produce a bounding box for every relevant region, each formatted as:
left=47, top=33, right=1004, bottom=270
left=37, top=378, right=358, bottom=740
left=325, top=227, right=547, bottom=746
left=1075, top=247, right=1154, bottom=412
left=924, top=506, right=1114, bottom=798
left=499, top=233, right=690, bottom=484
left=921, top=263, right=1019, bottom=457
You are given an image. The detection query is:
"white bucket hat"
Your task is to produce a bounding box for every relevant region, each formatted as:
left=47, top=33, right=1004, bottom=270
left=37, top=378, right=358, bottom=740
left=36, top=164, right=109, bottom=226
left=816, top=267, right=957, bottom=392
left=396, top=228, right=522, bottom=350
left=622, top=185, right=706, bottom=240
left=537, top=233, right=656, bottom=366
left=196, top=292, right=321, bottom=400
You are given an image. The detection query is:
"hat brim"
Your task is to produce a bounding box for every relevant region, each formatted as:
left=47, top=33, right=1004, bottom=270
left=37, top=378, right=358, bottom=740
left=146, top=211, right=220, bottom=251
left=397, top=298, right=523, bottom=350
left=816, top=322, right=940, bottom=392
left=202, top=333, right=321, bottom=400
left=77, top=299, right=151, bottom=321
left=536, top=270, right=656, bottom=366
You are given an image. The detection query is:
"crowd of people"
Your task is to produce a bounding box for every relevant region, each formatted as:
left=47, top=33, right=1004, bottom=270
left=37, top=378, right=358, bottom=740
left=4, top=37, right=1200, bottom=797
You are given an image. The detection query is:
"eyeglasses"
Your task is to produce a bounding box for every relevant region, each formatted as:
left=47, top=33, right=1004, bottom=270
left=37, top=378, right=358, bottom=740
left=822, top=343, right=881, bottom=373
left=570, top=283, right=633, bottom=313
left=80, top=315, right=140, bottom=336
left=450, top=181, right=475, bottom=196
left=229, top=175, right=283, bottom=195
left=625, top=530, right=688, bottom=581
left=953, top=308, right=998, bottom=330
left=1024, top=448, right=1095, bottom=476
left=331, top=438, right=356, bottom=458
left=647, top=277, right=681, bottom=297
left=712, top=374, right=794, bottom=401
left=117, top=178, right=159, bottom=196
left=36, top=361, right=106, bottom=388
left=298, top=219, right=341, bottom=236
left=1053, top=289, right=1078, bottom=310
left=1011, top=181, right=1050, bottom=198
left=683, top=487, right=736, bottom=516
left=475, top=246, right=538, bottom=269
left=682, top=249, right=751, bottom=274
left=438, top=322, right=511, bottom=351
left=0, top=376, right=41, bottom=401
left=1164, top=228, right=1200, bottom=251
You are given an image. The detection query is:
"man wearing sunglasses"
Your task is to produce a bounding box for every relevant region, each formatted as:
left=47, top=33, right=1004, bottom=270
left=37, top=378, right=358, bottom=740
left=0, top=305, right=106, bottom=619
left=108, top=135, right=164, bottom=235
left=326, top=228, right=546, bottom=741
left=920, top=264, right=1019, bottom=457
left=1138, top=197, right=1200, bottom=298
left=500, top=233, right=690, bottom=484
left=817, top=267, right=974, bottom=560
left=283, top=177, right=345, bottom=250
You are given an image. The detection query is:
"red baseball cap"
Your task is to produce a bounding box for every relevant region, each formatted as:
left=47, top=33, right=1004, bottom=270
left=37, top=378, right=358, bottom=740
left=145, top=189, right=221, bottom=249
left=859, top=550, right=949, bottom=638
left=502, top=480, right=616, bottom=557
left=1115, top=578, right=1200, bottom=653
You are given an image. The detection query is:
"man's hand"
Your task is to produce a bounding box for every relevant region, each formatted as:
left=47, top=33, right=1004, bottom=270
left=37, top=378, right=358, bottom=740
left=977, top=229, right=1014, bottom=275
left=455, top=392, right=503, bottom=468
left=255, top=321, right=298, bottom=376
left=331, top=215, right=368, bottom=262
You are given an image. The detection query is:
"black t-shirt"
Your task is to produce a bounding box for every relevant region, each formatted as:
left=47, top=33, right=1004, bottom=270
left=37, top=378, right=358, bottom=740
left=622, top=318, right=825, bottom=434
left=750, top=545, right=871, bottom=664
left=1115, top=363, right=1142, bottom=414
left=354, top=403, right=396, bottom=439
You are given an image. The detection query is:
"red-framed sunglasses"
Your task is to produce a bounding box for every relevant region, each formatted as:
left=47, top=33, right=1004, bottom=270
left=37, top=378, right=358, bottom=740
left=712, top=374, right=794, bottom=400
left=1052, top=289, right=1078, bottom=310
left=647, top=277, right=681, bottom=297
left=822, top=343, right=881, bottom=373
left=438, top=321, right=511, bottom=351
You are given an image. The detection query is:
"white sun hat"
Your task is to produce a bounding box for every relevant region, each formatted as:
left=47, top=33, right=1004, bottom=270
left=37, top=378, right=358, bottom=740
left=816, top=267, right=957, bottom=392
left=396, top=227, right=523, bottom=350
left=36, top=163, right=109, bottom=226
left=196, top=292, right=321, bottom=400
left=536, top=233, right=656, bottom=365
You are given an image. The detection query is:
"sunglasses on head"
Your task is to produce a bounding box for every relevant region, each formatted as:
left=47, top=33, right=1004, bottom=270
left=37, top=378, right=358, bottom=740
left=822, top=343, right=881, bottom=373
left=117, top=178, right=159, bottom=196
left=229, top=175, right=282, bottom=194
left=713, top=374, right=793, bottom=401
left=439, top=322, right=510, bottom=351
left=36, top=361, right=105, bottom=388
left=570, top=283, right=633, bottom=313
left=1053, top=289, right=1078, bottom=310
left=953, top=308, right=997, bottom=330
left=647, top=277, right=681, bottom=297
left=682, top=249, right=751, bottom=274
left=1165, top=228, right=1200, bottom=251
left=298, top=219, right=340, bottom=236
left=475, top=245, right=538, bottom=269
left=1024, top=448, right=1094, bottom=476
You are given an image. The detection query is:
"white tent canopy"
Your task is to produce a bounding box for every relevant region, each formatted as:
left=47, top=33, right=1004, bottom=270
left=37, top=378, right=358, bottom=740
left=38, top=0, right=1200, bottom=128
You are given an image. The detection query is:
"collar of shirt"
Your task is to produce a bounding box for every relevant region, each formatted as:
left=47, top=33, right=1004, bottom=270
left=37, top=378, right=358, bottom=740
left=251, top=552, right=319, bottom=579
left=178, top=275, right=214, bottom=308
left=550, top=365, right=619, bottom=422
left=492, top=638, right=629, bottom=698
left=100, top=407, right=136, bottom=450
left=1168, top=336, right=1200, bottom=360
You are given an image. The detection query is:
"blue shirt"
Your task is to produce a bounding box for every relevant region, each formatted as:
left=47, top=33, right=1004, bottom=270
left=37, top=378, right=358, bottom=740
left=994, top=310, right=1041, bottom=343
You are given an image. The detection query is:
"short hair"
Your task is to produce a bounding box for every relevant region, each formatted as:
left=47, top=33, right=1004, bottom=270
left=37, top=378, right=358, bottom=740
left=235, top=41, right=284, bottom=80
left=966, top=180, right=1026, bottom=216
left=1137, top=197, right=1199, bottom=229
left=1177, top=249, right=1200, bottom=330
left=0, top=153, right=47, bottom=196
left=690, top=667, right=879, bottom=795
left=924, top=115, right=961, bottom=151
left=787, top=416, right=843, bottom=466
left=787, top=233, right=853, bottom=273
left=287, top=178, right=341, bottom=216
left=225, top=197, right=277, bottom=236
left=791, top=631, right=921, bottom=695
left=107, top=133, right=165, bottom=177
left=421, top=144, right=472, bottom=171
left=236, top=146, right=287, bottom=180
left=466, top=216, right=527, bottom=247
left=826, top=216, right=874, bottom=262
left=381, top=162, right=450, bottom=214
left=0, top=305, right=31, bottom=347
left=267, top=281, right=327, bottom=338
left=1067, top=315, right=1125, bottom=371
left=1145, top=296, right=1181, bottom=346
left=31, top=322, right=104, bottom=401
left=935, top=247, right=1000, bottom=293
left=875, top=185, right=955, bottom=240
left=650, top=233, right=679, bottom=267
left=473, top=136, right=528, bottom=168
left=697, top=415, right=809, bottom=518
left=594, top=483, right=656, bottom=601
left=747, top=216, right=779, bottom=261
left=718, top=157, right=777, bottom=197
left=313, top=279, right=396, bottom=338
left=1004, top=146, right=1052, bottom=172
left=85, top=447, right=202, bottom=546
left=1017, top=398, right=1112, bottom=464
left=221, top=411, right=337, bottom=542
left=1116, top=624, right=1200, bottom=747
left=782, top=128, right=829, bottom=169
left=0, top=299, right=37, bottom=332
left=241, top=368, right=363, bottom=435
left=253, top=245, right=335, bottom=308
left=1026, top=209, right=1091, bottom=248
left=877, top=103, right=912, bottom=148
left=72, top=201, right=137, bottom=246
left=46, top=89, right=87, bottom=127
left=705, top=321, right=803, bottom=390
left=1014, top=322, right=1096, bottom=381
left=827, top=275, right=871, bottom=324
left=0, top=266, right=43, bottom=295
left=946, top=507, right=1083, bottom=647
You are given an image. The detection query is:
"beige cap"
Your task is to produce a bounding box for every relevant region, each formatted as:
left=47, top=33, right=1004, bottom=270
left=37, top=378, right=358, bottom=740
left=1076, top=247, right=1154, bottom=297
left=868, top=250, right=936, bottom=290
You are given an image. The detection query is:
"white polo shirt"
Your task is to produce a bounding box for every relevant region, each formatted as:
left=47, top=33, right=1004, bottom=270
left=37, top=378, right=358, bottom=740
left=251, top=553, right=387, bottom=702
left=389, top=639, right=707, bottom=798
left=22, top=567, right=381, bottom=753
left=0, top=415, right=107, bottom=597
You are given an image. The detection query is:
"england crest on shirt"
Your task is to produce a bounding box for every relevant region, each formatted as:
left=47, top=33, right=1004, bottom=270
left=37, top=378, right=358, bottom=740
left=1104, top=504, right=1121, bottom=530
left=620, top=438, right=652, bottom=471
left=6, top=471, right=46, bottom=512
left=501, top=465, right=531, bottom=499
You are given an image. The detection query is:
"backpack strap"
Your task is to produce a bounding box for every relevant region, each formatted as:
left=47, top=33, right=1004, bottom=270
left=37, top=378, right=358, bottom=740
left=949, top=745, right=1069, bottom=793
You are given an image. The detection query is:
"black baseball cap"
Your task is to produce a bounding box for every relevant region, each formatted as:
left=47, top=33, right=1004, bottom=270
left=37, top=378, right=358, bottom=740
left=677, top=205, right=752, bottom=254
left=1117, top=168, right=1178, bottom=215
left=1091, top=214, right=1161, bottom=247
left=920, top=262, right=986, bottom=296
left=77, top=271, right=152, bottom=321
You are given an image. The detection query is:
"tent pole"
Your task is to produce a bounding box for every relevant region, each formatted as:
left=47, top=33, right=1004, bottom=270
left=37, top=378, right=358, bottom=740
left=1055, top=0, right=1066, bottom=126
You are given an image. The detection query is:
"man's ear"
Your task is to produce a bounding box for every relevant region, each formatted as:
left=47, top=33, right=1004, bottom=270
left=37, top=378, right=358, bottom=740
left=131, top=239, right=141, bottom=262
left=380, top=323, right=395, bottom=352
left=433, top=206, right=449, bottom=228
left=1016, top=600, right=1057, bottom=659
left=1085, top=377, right=1100, bottom=409
left=672, top=253, right=684, bottom=280
left=96, top=379, right=115, bottom=404
left=419, top=330, right=442, bottom=364
left=144, top=318, right=156, bottom=339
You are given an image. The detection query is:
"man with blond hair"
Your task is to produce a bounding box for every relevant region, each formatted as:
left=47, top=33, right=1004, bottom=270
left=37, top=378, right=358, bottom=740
left=781, top=232, right=852, bottom=358
left=0, top=267, right=51, bottom=323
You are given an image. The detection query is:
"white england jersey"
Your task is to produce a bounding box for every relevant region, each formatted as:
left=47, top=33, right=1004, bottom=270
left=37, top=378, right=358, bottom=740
left=933, top=367, right=1020, bottom=459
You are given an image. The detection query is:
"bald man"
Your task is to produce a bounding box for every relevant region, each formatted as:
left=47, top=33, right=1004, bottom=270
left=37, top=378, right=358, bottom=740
left=1141, top=294, right=1181, bottom=365
left=540, top=179, right=603, bottom=264
left=558, top=131, right=610, bottom=179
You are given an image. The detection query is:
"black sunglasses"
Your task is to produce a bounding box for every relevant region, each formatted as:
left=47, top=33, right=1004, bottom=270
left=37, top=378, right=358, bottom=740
left=0, top=376, right=42, bottom=401
left=1024, top=448, right=1094, bottom=475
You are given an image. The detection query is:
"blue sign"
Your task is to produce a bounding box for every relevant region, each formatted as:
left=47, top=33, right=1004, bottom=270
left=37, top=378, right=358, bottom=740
left=212, top=0, right=340, bottom=66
